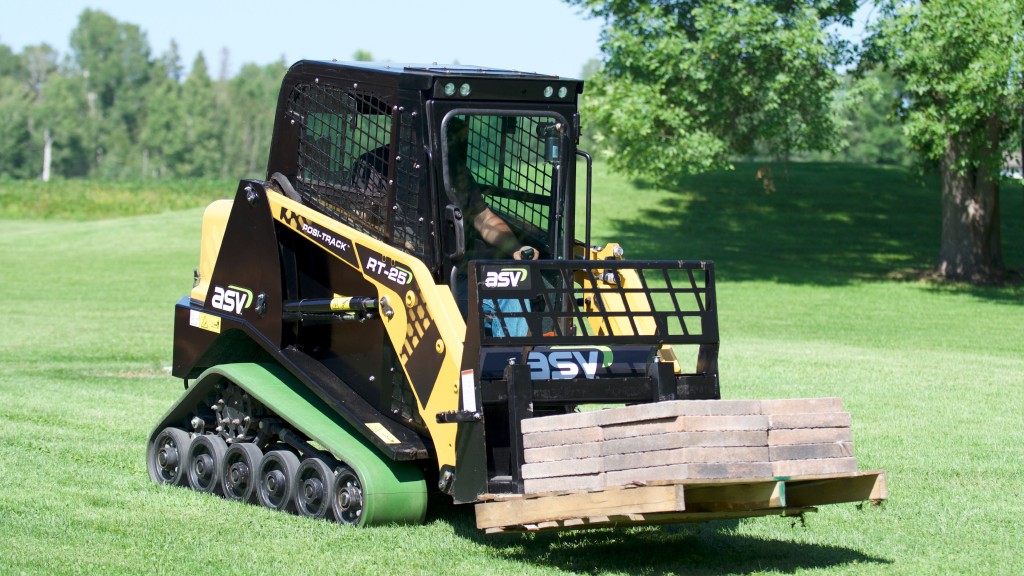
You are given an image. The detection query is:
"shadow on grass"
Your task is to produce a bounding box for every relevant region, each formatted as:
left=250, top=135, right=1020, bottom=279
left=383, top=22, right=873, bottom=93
left=603, top=162, right=1023, bottom=299
left=435, top=505, right=890, bottom=575
left=915, top=268, right=1024, bottom=304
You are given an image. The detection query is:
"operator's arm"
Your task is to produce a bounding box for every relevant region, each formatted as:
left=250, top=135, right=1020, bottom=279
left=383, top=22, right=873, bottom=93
left=452, top=161, right=537, bottom=260
left=472, top=206, right=539, bottom=260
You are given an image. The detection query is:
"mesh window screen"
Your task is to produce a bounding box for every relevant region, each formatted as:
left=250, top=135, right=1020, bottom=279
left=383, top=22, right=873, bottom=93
left=289, top=82, right=429, bottom=259
left=447, top=114, right=558, bottom=249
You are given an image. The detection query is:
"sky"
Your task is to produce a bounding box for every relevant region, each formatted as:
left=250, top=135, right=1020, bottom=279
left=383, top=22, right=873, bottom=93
left=1, top=0, right=605, bottom=79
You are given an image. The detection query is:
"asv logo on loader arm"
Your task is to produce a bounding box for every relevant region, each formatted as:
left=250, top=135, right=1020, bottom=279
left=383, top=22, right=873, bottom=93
left=210, top=285, right=253, bottom=315
left=527, top=347, right=612, bottom=380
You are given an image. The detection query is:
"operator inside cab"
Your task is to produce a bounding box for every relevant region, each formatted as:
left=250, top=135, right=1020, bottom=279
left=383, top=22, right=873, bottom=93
left=443, top=116, right=538, bottom=337
left=445, top=117, right=539, bottom=262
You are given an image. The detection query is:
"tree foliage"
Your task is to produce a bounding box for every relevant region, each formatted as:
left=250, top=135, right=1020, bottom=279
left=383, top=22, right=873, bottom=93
left=806, top=68, right=910, bottom=165
left=569, top=0, right=858, bottom=180
left=0, top=73, right=33, bottom=179
left=839, top=69, right=909, bottom=165
left=0, top=9, right=286, bottom=181
left=867, top=0, right=1022, bottom=174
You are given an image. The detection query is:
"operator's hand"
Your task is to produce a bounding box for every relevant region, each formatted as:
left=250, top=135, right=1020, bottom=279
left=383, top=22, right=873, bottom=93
left=514, top=246, right=539, bottom=260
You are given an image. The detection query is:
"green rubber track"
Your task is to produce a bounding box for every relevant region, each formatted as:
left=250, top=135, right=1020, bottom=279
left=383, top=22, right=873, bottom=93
left=150, top=362, right=427, bottom=526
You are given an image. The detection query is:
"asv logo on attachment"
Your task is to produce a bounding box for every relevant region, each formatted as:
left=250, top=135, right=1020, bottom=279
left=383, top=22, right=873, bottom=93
left=527, top=347, right=613, bottom=380
left=483, top=267, right=529, bottom=289
left=210, top=285, right=253, bottom=315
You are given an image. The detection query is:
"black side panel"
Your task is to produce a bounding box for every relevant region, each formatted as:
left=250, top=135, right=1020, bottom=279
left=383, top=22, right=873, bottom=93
left=172, top=181, right=283, bottom=376
left=205, top=181, right=285, bottom=347
left=279, top=346, right=429, bottom=460
left=171, top=304, right=275, bottom=378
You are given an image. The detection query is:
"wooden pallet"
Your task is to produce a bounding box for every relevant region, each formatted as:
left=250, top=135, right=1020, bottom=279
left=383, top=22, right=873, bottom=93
left=476, top=470, right=887, bottom=533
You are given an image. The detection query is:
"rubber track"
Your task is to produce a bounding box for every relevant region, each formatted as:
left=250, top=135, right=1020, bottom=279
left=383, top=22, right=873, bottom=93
left=150, top=363, right=427, bottom=526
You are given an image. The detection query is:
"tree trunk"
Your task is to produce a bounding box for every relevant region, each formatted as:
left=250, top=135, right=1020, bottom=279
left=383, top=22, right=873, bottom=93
left=41, top=129, right=52, bottom=182
left=936, top=117, right=1004, bottom=283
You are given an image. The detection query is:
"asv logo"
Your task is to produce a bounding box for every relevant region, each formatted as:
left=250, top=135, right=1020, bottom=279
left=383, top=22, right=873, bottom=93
left=211, top=285, right=253, bottom=315
left=527, top=348, right=611, bottom=380
left=484, top=268, right=528, bottom=288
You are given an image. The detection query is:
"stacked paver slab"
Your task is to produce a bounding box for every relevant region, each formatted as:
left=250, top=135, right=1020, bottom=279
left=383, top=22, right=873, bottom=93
left=521, top=398, right=856, bottom=494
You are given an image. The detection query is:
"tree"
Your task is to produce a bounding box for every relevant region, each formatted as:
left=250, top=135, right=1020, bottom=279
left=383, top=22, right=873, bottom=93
left=0, top=42, right=32, bottom=179
left=140, top=42, right=186, bottom=178
left=69, top=9, right=153, bottom=177
left=809, top=68, right=910, bottom=165
left=580, top=57, right=602, bottom=80
left=2, top=10, right=292, bottom=181
left=177, top=53, right=222, bottom=177
left=21, top=44, right=60, bottom=180
left=868, top=0, right=1024, bottom=282
left=155, top=40, right=184, bottom=84
left=37, top=71, right=91, bottom=178
left=0, top=43, right=89, bottom=181
left=567, top=0, right=858, bottom=180
left=221, top=60, right=287, bottom=179
left=839, top=69, right=909, bottom=164
left=0, top=77, right=33, bottom=180
left=0, top=42, right=24, bottom=77
left=577, top=58, right=604, bottom=151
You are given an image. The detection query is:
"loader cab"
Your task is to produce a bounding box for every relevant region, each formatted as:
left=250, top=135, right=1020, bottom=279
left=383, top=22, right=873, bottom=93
left=266, top=61, right=584, bottom=297
left=421, top=68, right=583, bottom=281
left=433, top=108, right=575, bottom=310
left=433, top=106, right=577, bottom=256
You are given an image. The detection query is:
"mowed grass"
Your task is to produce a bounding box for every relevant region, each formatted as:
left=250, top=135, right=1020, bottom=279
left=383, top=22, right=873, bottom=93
left=1, top=163, right=1023, bottom=575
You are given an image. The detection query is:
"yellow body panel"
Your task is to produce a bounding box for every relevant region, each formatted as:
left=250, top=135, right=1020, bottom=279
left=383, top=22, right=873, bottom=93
left=577, top=243, right=681, bottom=372
left=190, top=199, right=234, bottom=303
left=266, top=191, right=466, bottom=473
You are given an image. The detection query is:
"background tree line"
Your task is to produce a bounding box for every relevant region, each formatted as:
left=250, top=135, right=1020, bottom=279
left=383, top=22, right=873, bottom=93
left=1, top=7, right=912, bottom=186
left=0, top=9, right=285, bottom=182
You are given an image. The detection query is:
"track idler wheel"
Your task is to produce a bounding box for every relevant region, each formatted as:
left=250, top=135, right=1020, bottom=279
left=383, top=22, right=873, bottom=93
left=257, top=450, right=300, bottom=511
left=332, top=465, right=365, bottom=527
left=222, top=443, right=263, bottom=503
left=187, top=434, right=228, bottom=494
left=294, top=458, right=337, bottom=520
left=147, top=427, right=192, bottom=486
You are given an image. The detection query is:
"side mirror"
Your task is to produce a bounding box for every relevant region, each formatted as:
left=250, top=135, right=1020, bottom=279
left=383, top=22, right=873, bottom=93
left=536, top=122, right=562, bottom=164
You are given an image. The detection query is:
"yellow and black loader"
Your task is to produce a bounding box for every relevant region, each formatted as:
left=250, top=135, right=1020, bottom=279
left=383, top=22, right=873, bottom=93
left=148, top=61, right=883, bottom=530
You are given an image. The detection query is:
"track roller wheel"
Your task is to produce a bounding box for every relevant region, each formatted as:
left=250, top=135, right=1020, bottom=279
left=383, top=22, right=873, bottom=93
left=294, top=458, right=337, bottom=520
left=222, top=443, right=263, bottom=503
left=331, top=465, right=365, bottom=526
left=187, top=434, right=228, bottom=494
left=147, top=427, right=192, bottom=486
left=257, top=450, right=300, bottom=511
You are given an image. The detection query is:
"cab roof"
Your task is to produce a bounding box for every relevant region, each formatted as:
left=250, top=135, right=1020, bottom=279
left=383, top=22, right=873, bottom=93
left=282, top=60, right=583, bottom=103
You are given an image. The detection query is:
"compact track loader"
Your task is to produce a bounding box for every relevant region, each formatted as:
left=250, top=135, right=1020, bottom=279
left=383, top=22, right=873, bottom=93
left=148, top=61, right=885, bottom=530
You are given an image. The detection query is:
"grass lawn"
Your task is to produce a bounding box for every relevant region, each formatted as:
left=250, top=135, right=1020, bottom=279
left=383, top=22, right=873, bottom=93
left=1, top=163, right=1022, bottom=574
